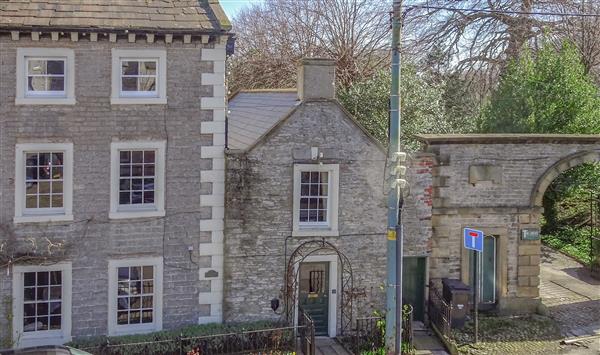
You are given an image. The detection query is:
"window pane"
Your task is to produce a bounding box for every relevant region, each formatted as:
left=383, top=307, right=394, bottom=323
left=144, top=150, right=155, bottom=163
left=131, top=191, right=143, bottom=204
left=143, top=281, right=153, bottom=294
left=49, top=271, right=61, bottom=285
left=118, top=297, right=128, bottom=309
left=24, top=303, right=35, bottom=317
left=48, top=77, right=64, bottom=91
left=300, top=198, right=308, bottom=209
left=28, top=76, right=46, bottom=91
left=47, top=60, right=64, bottom=75
left=120, top=151, right=131, bottom=163
left=38, top=195, right=51, bottom=208
left=300, top=184, right=309, bottom=196
left=117, top=311, right=128, bottom=325
left=138, top=77, right=156, bottom=92
left=143, top=191, right=154, bottom=204
left=119, top=192, right=131, bottom=205
left=131, top=179, right=143, bottom=190
left=23, top=317, right=36, bottom=332
left=130, top=310, right=141, bottom=323
left=130, top=267, right=141, bottom=280
left=50, top=302, right=61, bottom=314
left=309, top=199, right=318, bottom=209
left=52, top=153, right=63, bottom=165
left=309, top=184, right=319, bottom=196
left=132, top=151, right=143, bottom=163
left=28, top=60, right=47, bottom=74
left=318, top=210, right=327, bottom=222
left=38, top=181, right=50, bottom=194
left=24, top=273, right=36, bottom=286
left=320, top=172, right=328, bottom=183
left=120, top=179, right=130, bottom=191
left=142, top=296, right=153, bottom=308
left=310, top=172, right=319, bottom=183
left=118, top=267, right=129, bottom=281
left=38, top=167, right=50, bottom=180
left=301, top=172, right=310, bottom=183
left=132, top=165, right=143, bottom=177
left=120, top=165, right=131, bottom=177
left=39, top=153, right=51, bottom=166
left=309, top=210, right=318, bottom=222
left=37, top=317, right=49, bottom=331
left=122, top=61, right=139, bottom=75
left=299, top=210, right=308, bottom=222
left=50, top=316, right=61, bottom=329
left=118, top=282, right=129, bottom=296
left=52, top=167, right=63, bottom=179
left=142, top=266, right=153, bottom=280
left=122, top=77, right=137, bottom=91
left=143, top=165, right=155, bottom=176
left=319, top=184, right=328, bottom=195
left=26, top=153, right=38, bottom=166
left=129, top=297, right=141, bottom=309
left=52, top=181, right=63, bottom=194
left=51, top=195, right=63, bottom=208
left=37, top=272, right=49, bottom=285
left=37, top=302, right=49, bottom=315
left=26, top=196, right=37, bottom=208
left=140, top=61, right=156, bottom=75
left=142, top=310, right=153, bottom=323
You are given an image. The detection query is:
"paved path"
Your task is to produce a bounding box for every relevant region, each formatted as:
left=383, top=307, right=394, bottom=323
left=314, top=337, right=351, bottom=355
left=540, top=246, right=600, bottom=353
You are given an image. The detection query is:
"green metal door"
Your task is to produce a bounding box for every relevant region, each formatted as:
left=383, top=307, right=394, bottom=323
left=299, top=262, right=329, bottom=335
left=402, top=257, right=426, bottom=322
left=470, top=235, right=497, bottom=305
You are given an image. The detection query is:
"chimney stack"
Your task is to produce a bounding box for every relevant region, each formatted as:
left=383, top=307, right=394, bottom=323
left=297, top=58, right=336, bottom=101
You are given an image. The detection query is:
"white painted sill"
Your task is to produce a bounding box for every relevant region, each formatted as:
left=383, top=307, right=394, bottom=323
left=15, top=97, right=76, bottom=105
left=14, top=214, right=74, bottom=224
left=109, top=209, right=166, bottom=220
left=292, top=228, right=340, bottom=237
left=109, top=323, right=161, bottom=337
left=18, top=332, right=71, bottom=348
left=110, top=96, right=167, bottom=105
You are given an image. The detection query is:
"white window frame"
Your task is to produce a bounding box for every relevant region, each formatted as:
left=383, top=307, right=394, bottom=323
left=292, top=164, right=339, bottom=237
left=107, top=257, right=163, bottom=336
left=110, top=141, right=166, bottom=219
left=14, top=143, right=74, bottom=223
left=111, top=49, right=167, bottom=105
left=16, top=48, right=76, bottom=105
left=12, top=262, right=72, bottom=348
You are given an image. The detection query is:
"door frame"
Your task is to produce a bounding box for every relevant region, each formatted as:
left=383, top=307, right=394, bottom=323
left=294, top=254, right=338, bottom=337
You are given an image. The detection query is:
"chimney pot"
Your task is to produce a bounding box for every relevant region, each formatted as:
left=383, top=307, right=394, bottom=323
left=297, top=58, right=336, bottom=101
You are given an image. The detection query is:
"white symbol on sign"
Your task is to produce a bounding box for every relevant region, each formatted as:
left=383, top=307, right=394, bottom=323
left=469, top=231, right=478, bottom=248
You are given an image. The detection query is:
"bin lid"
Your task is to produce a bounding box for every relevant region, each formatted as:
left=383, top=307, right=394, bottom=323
left=442, top=278, right=471, bottom=291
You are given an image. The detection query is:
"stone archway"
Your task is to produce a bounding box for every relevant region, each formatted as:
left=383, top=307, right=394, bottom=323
left=530, top=150, right=600, bottom=208
left=285, top=239, right=354, bottom=335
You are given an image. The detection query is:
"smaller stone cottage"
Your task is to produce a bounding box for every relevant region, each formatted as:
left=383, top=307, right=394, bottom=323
left=223, top=59, right=433, bottom=336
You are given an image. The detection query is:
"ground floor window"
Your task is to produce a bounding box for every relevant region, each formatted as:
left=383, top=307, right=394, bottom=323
left=108, top=257, right=163, bottom=335
left=12, top=263, right=72, bottom=347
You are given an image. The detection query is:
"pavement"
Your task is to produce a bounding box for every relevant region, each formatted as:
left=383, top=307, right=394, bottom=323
left=540, top=245, right=600, bottom=353
left=314, top=337, right=351, bottom=355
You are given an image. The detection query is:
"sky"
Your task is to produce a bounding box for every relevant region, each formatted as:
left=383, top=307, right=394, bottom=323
left=220, top=0, right=265, bottom=20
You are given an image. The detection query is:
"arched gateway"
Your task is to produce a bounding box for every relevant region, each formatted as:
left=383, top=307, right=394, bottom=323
left=417, top=134, right=600, bottom=313
left=285, top=239, right=354, bottom=336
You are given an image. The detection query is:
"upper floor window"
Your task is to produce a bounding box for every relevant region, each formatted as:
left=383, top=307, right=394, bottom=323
left=292, top=164, right=339, bottom=237
left=110, top=141, right=166, bottom=219
left=14, top=143, right=74, bottom=223
left=16, top=48, right=75, bottom=105
left=111, top=49, right=167, bottom=105
left=12, top=263, right=72, bottom=348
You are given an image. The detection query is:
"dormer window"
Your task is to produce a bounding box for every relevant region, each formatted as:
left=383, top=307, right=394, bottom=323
left=16, top=48, right=75, bottom=105
left=111, top=49, right=167, bottom=105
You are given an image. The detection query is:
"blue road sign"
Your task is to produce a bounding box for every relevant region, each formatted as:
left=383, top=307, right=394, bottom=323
left=464, top=228, right=484, bottom=252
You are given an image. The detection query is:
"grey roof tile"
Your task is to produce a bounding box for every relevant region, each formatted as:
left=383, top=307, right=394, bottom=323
left=227, top=90, right=299, bottom=151
left=0, top=0, right=230, bottom=32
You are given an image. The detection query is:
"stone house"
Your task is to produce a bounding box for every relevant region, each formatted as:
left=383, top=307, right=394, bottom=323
left=0, top=1, right=231, bottom=347
left=224, top=58, right=433, bottom=336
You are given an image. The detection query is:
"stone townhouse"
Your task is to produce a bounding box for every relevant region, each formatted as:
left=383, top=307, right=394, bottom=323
left=0, top=1, right=231, bottom=347
left=224, top=58, right=434, bottom=337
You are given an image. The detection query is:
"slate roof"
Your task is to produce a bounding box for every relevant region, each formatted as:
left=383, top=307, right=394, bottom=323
left=0, top=0, right=231, bottom=33
left=227, top=90, right=299, bottom=151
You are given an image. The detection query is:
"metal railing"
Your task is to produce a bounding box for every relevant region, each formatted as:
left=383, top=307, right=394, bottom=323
left=351, top=306, right=413, bottom=354
left=80, top=324, right=305, bottom=355
left=298, top=310, right=316, bottom=355
left=428, top=281, right=453, bottom=339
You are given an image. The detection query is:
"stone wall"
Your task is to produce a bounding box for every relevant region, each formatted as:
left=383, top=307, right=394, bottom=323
left=424, top=139, right=600, bottom=312
left=223, top=100, right=434, bottom=328
left=0, top=35, right=225, bottom=341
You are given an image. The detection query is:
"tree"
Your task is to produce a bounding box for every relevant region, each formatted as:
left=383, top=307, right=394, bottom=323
left=337, top=64, right=473, bottom=151
left=229, top=0, right=391, bottom=92
left=479, top=41, right=600, bottom=133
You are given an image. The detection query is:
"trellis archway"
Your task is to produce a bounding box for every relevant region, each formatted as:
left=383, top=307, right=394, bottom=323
left=285, top=239, right=354, bottom=335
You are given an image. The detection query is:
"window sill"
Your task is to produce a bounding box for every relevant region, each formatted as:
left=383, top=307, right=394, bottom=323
left=14, top=214, right=74, bottom=224
left=109, top=209, right=165, bottom=220
left=17, top=332, right=71, bottom=348
left=15, top=97, right=76, bottom=105
left=110, top=96, right=167, bottom=105
left=109, top=323, right=161, bottom=337
left=292, top=229, right=339, bottom=237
